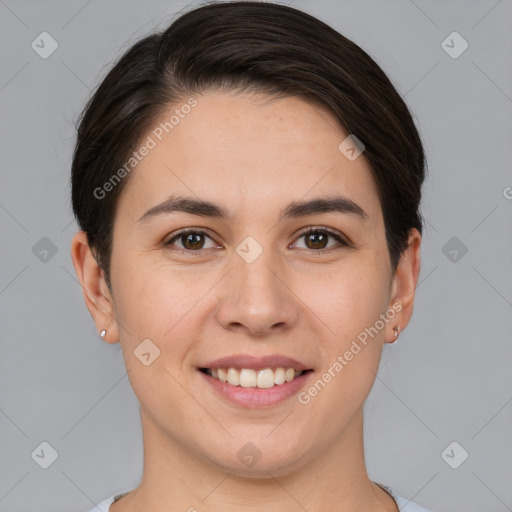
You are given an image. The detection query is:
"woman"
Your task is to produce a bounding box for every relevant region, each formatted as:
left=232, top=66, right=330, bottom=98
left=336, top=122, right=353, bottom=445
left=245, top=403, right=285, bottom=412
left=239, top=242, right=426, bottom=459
left=71, top=2, right=431, bottom=510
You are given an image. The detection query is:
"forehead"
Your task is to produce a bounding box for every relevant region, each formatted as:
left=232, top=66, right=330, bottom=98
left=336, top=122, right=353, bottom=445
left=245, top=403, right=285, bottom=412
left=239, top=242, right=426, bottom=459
left=117, top=91, right=381, bottom=223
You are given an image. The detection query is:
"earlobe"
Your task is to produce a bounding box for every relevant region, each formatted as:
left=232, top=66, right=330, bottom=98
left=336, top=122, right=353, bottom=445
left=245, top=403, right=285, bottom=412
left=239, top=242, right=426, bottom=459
left=70, top=231, right=119, bottom=343
left=385, top=228, right=421, bottom=343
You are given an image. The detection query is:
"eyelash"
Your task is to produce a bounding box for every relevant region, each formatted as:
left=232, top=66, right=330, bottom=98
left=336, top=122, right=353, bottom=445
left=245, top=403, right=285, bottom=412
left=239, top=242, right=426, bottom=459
left=164, top=227, right=349, bottom=253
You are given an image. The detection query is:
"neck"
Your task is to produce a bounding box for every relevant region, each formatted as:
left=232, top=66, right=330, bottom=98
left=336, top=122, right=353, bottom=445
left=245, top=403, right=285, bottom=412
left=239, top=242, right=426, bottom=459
left=112, top=408, right=397, bottom=512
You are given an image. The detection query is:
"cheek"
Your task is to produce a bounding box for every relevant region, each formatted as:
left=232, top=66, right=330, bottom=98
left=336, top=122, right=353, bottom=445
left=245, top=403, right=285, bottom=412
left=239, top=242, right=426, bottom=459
left=304, top=260, right=390, bottom=341
left=112, top=255, right=194, bottom=335
left=111, top=254, right=220, bottom=379
left=299, top=254, right=390, bottom=394
left=111, top=259, right=201, bottom=419
left=296, top=268, right=389, bottom=431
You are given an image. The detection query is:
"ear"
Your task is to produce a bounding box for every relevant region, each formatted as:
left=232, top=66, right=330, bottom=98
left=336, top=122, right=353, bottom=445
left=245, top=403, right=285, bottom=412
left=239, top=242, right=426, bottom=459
left=385, top=228, right=421, bottom=343
left=70, top=231, right=119, bottom=344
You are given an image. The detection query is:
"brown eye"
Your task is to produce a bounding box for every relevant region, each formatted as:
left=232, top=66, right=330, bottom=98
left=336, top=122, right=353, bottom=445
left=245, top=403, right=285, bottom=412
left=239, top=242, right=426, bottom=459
left=292, top=228, right=347, bottom=251
left=166, top=230, right=219, bottom=251
left=305, top=231, right=329, bottom=249
left=181, top=233, right=205, bottom=250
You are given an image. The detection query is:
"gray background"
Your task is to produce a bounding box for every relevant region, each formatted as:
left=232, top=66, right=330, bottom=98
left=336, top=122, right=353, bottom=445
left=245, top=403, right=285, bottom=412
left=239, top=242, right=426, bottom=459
left=1, top=0, right=511, bottom=511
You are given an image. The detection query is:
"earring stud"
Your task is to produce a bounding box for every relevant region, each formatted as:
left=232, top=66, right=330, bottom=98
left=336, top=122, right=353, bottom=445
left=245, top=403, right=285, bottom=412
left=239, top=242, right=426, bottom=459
left=392, top=325, right=400, bottom=343
left=100, top=329, right=106, bottom=338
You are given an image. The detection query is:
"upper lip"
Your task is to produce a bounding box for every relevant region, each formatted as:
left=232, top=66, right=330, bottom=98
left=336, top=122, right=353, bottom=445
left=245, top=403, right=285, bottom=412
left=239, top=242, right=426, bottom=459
left=200, top=354, right=312, bottom=371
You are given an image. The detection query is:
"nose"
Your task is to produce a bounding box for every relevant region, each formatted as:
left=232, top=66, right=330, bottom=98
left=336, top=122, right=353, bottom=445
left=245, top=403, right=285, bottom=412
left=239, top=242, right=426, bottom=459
left=215, top=247, right=300, bottom=337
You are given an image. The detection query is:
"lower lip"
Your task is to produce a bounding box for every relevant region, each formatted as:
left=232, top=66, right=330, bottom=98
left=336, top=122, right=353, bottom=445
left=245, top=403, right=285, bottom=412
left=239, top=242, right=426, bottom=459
left=199, top=370, right=313, bottom=408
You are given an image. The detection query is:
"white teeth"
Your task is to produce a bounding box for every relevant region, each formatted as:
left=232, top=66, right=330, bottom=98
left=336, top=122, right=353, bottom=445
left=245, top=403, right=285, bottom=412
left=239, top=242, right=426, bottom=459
left=206, top=366, right=305, bottom=388
left=227, top=368, right=239, bottom=386
left=274, top=367, right=286, bottom=385
left=239, top=369, right=256, bottom=388
left=285, top=368, right=295, bottom=382
left=256, top=368, right=275, bottom=388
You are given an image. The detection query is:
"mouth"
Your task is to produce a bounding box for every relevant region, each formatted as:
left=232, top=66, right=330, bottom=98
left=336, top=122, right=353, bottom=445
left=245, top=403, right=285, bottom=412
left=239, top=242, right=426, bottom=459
left=199, top=367, right=313, bottom=389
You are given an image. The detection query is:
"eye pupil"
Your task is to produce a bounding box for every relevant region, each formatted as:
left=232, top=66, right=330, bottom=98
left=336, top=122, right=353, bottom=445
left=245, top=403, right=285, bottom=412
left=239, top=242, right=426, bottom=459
left=306, top=231, right=328, bottom=249
left=183, top=233, right=204, bottom=250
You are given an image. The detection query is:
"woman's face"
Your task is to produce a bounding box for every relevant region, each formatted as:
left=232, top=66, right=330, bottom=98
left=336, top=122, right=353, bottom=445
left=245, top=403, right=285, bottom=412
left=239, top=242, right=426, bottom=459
left=84, top=91, right=419, bottom=475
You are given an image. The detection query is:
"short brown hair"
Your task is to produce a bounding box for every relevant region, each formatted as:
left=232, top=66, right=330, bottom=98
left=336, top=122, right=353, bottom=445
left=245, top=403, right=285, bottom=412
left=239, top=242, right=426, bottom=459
left=71, top=1, right=425, bottom=287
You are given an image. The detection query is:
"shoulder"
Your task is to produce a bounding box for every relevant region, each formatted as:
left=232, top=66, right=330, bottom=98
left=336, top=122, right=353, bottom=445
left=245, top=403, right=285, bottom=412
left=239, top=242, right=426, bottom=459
left=377, top=482, right=434, bottom=512
left=86, top=490, right=131, bottom=512
left=89, top=486, right=435, bottom=512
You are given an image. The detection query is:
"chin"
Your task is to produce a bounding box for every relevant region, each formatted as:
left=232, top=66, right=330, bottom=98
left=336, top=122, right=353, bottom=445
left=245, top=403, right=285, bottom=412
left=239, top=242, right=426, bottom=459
left=207, top=440, right=311, bottom=479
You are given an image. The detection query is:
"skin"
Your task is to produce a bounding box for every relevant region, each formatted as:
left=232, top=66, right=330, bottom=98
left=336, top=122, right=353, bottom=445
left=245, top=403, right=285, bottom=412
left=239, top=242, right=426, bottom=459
left=71, top=91, right=421, bottom=512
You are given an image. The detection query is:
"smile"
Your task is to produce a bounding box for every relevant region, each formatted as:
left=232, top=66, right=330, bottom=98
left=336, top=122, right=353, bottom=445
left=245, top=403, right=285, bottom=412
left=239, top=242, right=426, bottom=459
left=200, top=367, right=309, bottom=388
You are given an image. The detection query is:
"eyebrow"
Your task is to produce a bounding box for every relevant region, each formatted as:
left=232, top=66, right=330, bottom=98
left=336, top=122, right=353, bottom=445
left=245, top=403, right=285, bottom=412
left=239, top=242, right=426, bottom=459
left=136, top=194, right=368, bottom=224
